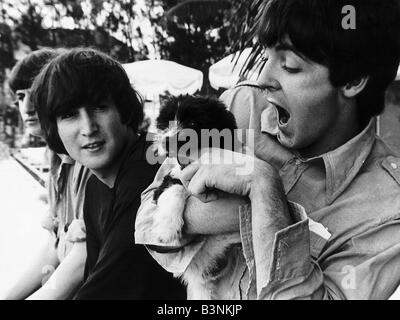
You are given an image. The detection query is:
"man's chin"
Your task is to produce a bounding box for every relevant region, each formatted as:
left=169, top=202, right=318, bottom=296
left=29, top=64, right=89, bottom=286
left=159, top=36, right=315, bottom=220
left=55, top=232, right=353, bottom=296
left=276, top=132, right=294, bottom=149
left=26, top=128, right=44, bottom=138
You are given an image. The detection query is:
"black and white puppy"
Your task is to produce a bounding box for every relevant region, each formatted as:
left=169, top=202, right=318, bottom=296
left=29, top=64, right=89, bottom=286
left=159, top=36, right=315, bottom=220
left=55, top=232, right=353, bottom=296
left=152, top=94, right=242, bottom=299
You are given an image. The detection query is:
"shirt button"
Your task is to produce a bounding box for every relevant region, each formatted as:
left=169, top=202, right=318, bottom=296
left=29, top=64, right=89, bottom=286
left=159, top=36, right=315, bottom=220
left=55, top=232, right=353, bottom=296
left=391, top=163, right=398, bottom=170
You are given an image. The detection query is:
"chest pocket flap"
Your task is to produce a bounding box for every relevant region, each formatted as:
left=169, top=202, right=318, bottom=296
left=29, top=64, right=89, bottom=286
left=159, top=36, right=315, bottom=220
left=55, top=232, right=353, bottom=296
left=381, top=156, right=400, bottom=186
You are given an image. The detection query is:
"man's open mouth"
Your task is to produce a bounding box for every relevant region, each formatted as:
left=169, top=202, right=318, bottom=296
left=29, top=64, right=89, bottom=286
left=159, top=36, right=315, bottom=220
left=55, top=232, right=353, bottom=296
left=275, top=105, right=290, bottom=126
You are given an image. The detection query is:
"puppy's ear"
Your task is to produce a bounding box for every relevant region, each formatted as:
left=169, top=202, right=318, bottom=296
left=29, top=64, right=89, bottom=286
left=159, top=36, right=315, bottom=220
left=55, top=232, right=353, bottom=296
left=156, top=96, right=181, bottom=130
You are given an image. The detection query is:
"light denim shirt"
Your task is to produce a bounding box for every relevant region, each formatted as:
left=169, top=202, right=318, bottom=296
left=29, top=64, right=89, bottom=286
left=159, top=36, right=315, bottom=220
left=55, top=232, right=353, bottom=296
left=41, top=151, right=91, bottom=262
left=135, top=83, right=400, bottom=300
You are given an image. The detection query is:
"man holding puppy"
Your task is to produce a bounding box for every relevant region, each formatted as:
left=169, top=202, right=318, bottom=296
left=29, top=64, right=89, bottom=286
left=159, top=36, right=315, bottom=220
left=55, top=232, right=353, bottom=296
left=136, top=0, right=400, bottom=299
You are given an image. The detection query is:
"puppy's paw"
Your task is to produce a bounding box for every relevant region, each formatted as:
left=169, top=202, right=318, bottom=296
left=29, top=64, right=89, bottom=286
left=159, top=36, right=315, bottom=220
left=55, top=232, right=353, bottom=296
left=153, top=184, right=188, bottom=244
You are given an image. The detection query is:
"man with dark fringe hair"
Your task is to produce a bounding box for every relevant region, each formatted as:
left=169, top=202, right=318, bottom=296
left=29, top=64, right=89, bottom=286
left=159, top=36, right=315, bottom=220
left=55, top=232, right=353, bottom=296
left=136, top=0, right=400, bottom=299
left=3, top=48, right=94, bottom=300
left=31, top=48, right=185, bottom=299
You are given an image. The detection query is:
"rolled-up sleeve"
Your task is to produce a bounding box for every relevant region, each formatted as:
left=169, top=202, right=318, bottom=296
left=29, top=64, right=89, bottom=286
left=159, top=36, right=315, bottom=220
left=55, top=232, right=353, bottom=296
left=135, top=158, right=206, bottom=275
left=241, top=201, right=400, bottom=300
left=240, top=202, right=318, bottom=298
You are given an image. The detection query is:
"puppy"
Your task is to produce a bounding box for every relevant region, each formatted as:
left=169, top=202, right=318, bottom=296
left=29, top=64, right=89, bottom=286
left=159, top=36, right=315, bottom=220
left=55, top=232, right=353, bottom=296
left=152, top=94, right=243, bottom=299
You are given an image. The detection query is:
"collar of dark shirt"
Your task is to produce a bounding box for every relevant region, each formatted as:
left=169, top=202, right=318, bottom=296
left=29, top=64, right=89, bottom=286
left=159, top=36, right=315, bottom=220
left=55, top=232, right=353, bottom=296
left=111, top=132, right=145, bottom=191
left=287, top=118, right=376, bottom=204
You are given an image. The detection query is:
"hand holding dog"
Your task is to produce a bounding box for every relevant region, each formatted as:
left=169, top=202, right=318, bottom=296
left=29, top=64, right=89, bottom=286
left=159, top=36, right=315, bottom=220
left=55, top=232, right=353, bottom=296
left=180, top=148, right=286, bottom=208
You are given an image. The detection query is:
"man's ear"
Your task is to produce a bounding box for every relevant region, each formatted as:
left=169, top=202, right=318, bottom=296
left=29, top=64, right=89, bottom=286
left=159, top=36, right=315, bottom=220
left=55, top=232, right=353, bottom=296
left=341, top=76, right=369, bottom=98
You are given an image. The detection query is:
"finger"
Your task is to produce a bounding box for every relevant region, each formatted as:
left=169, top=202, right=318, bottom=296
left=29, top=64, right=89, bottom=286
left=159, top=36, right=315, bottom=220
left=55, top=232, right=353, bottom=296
left=176, top=153, right=195, bottom=169
left=180, top=161, right=200, bottom=188
left=187, top=166, right=218, bottom=198
left=193, top=188, right=220, bottom=203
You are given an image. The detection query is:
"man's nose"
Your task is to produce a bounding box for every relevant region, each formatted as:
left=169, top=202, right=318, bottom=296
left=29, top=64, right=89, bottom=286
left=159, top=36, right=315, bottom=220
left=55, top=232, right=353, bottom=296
left=21, top=93, right=35, bottom=114
left=79, top=109, right=99, bottom=136
left=257, top=60, right=281, bottom=93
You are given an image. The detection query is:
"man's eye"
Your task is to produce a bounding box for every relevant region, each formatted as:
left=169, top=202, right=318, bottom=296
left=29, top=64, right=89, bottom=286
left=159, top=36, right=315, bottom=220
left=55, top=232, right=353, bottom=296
left=282, top=65, right=300, bottom=73
left=59, top=112, right=76, bottom=120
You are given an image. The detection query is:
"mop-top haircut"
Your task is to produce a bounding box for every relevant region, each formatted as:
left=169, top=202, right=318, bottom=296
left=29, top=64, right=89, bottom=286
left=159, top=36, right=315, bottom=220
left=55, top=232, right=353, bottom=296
left=257, top=0, right=400, bottom=126
left=30, top=47, right=144, bottom=154
left=8, top=48, right=62, bottom=94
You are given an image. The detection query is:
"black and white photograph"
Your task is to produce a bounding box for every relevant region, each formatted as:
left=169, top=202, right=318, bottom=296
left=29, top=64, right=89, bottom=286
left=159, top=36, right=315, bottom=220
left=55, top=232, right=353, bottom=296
left=1, top=0, right=400, bottom=304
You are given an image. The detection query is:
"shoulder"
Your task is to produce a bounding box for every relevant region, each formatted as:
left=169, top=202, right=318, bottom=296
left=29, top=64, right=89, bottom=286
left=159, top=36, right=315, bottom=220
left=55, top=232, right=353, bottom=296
left=352, top=138, right=400, bottom=216
left=381, top=156, right=400, bottom=185
left=364, top=137, right=400, bottom=186
left=220, top=81, right=269, bottom=131
left=219, top=80, right=264, bottom=105
left=116, top=134, right=161, bottom=202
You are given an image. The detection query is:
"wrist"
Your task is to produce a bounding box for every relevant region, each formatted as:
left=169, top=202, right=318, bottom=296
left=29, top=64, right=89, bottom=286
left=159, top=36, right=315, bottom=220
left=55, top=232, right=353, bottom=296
left=249, top=160, right=281, bottom=200
left=249, top=160, right=292, bottom=229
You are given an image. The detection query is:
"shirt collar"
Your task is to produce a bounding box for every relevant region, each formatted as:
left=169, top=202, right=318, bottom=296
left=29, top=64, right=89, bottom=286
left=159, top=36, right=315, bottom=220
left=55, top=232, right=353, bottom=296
left=296, top=118, right=376, bottom=204
left=58, top=153, right=75, bottom=165
left=53, top=153, right=75, bottom=190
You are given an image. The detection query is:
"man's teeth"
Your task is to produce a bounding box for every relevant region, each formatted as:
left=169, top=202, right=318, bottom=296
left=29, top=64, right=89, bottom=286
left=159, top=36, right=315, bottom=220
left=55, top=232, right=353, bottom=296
left=86, top=142, right=102, bottom=149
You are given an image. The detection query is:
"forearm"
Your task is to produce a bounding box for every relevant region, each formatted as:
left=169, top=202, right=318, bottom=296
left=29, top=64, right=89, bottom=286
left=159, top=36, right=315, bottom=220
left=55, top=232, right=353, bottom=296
left=249, top=173, right=292, bottom=294
left=2, top=234, right=59, bottom=300
left=27, top=241, right=86, bottom=300
left=246, top=173, right=400, bottom=300
left=183, top=192, right=246, bottom=235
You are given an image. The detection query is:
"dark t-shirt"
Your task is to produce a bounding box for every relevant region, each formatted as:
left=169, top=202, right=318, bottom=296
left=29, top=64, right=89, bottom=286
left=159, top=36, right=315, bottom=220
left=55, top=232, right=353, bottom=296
left=73, top=134, right=186, bottom=300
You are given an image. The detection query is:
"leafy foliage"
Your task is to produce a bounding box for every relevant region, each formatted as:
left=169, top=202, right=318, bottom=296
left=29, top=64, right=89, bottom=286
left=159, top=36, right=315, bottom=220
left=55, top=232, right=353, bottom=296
left=0, top=0, right=266, bottom=105
left=147, top=0, right=244, bottom=93
left=228, top=0, right=268, bottom=78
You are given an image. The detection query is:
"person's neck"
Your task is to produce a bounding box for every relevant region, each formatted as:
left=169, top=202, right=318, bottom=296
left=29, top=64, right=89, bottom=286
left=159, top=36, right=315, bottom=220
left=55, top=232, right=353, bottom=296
left=298, top=103, right=362, bottom=159
left=92, top=130, right=138, bottom=189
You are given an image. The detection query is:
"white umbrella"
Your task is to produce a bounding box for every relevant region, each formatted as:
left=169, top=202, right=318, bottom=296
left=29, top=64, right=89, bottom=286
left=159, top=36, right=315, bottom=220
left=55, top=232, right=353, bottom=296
left=122, top=59, right=203, bottom=98
left=209, top=48, right=262, bottom=90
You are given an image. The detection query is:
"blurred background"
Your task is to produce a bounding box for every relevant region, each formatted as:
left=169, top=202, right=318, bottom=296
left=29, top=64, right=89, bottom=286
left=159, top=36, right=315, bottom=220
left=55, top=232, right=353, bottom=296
left=0, top=0, right=400, bottom=297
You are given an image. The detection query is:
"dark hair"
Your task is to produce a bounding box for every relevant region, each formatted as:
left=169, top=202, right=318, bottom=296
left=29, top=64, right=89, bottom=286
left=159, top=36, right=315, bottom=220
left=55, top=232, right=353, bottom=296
left=8, top=48, right=62, bottom=94
left=156, top=94, right=237, bottom=133
left=257, top=0, right=400, bottom=126
left=156, top=94, right=237, bottom=157
left=30, top=48, right=144, bottom=154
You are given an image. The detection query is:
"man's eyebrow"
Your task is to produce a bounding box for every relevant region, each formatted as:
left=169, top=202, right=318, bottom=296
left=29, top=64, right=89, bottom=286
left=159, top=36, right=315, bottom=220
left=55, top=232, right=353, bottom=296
left=275, top=42, right=305, bottom=56
left=275, top=42, right=296, bottom=52
left=275, top=42, right=309, bottom=61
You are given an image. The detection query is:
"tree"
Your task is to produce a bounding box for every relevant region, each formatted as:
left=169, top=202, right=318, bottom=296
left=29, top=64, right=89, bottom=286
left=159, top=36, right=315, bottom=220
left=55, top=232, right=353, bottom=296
left=228, top=0, right=269, bottom=78
left=147, top=0, right=240, bottom=93
left=0, top=22, right=15, bottom=114
left=0, top=0, right=149, bottom=109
